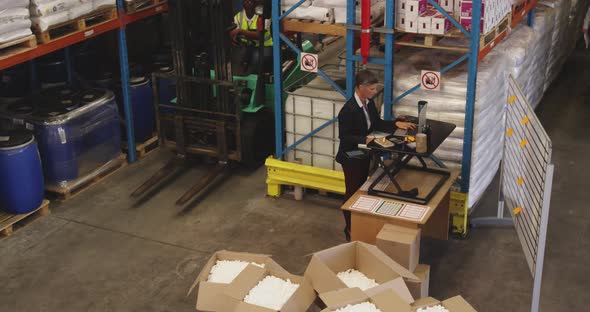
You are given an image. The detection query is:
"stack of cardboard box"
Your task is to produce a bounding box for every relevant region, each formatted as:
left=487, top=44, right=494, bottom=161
left=191, top=241, right=477, bottom=311
left=395, top=0, right=511, bottom=35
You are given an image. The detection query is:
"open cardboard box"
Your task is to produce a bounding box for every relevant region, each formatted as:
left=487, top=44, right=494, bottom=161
left=406, top=264, right=430, bottom=299
left=319, top=287, right=413, bottom=312
left=412, top=296, right=477, bottom=312
left=222, top=265, right=316, bottom=311
left=191, top=250, right=288, bottom=311
left=304, top=242, right=420, bottom=297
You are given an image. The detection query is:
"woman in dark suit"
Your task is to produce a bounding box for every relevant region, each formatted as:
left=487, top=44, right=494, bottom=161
left=336, top=70, right=416, bottom=241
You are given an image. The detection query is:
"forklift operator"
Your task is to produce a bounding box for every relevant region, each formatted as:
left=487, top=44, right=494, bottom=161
left=230, top=0, right=273, bottom=47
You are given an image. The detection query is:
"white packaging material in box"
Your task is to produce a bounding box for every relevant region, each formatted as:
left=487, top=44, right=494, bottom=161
left=281, top=6, right=335, bottom=22
left=335, top=302, right=383, bottom=312
left=207, top=260, right=265, bottom=284
left=0, top=0, right=29, bottom=10
left=417, top=304, right=449, bottom=312
left=337, top=269, right=380, bottom=291
left=243, top=275, right=300, bottom=310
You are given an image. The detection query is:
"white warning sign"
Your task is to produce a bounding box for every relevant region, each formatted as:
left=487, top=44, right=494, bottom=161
left=300, top=52, right=318, bottom=73
left=421, top=70, right=441, bottom=91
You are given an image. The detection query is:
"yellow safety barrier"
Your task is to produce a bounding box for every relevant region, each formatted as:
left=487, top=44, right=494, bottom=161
left=265, top=157, right=345, bottom=197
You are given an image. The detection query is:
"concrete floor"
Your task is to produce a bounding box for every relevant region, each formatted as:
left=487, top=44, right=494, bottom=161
left=1, top=46, right=589, bottom=312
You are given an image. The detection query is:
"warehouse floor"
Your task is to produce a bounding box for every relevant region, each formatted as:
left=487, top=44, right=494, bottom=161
left=1, top=44, right=589, bottom=312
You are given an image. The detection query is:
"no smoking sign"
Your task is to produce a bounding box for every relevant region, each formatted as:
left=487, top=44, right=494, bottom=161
left=300, top=52, right=318, bottom=73
left=421, top=70, right=441, bottom=91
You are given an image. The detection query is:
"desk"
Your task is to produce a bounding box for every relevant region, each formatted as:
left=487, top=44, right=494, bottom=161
left=342, top=168, right=459, bottom=242
left=366, top=119, right=456, bottom=204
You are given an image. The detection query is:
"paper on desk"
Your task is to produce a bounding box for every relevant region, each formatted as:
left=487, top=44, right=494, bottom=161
left=367, top=131, right=390, bottom=139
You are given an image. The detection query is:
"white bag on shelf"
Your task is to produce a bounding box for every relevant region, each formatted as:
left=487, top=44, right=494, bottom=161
left=0, top=8, right=32, bottom=36
left=0, top=28, right=33, bottom=44
left=281, top=6, right=335, bottom=22
left=69, top=2, right=94, bottom=19
left=31, top=11, right=70, bottom=31
left=0, top=0, right=29, bottom=10
left=93, top=0, right=117, bottom=10
left=30, top=0, right=80, bottom=17
left=283, top=0, right=313, bottom=7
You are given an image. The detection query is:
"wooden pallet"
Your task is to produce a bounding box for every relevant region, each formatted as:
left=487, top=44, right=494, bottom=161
left=479, top=14, right=512, bottom=51
left=283, top=17, right=384, bottom=37
left=0, top=35, right=37, bottom=62
left=0, top=200, right=50, bottom=238
left=46, top=154, right=128, bottom=201
left=125, top=0, right=167, bottom=14
left=34, top=8, right=118, bottom=44
left=122, top=134, right=160, bottom=159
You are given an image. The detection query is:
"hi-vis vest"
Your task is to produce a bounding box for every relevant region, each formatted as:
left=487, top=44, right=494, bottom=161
left=235, top=11, right=273, bottom=47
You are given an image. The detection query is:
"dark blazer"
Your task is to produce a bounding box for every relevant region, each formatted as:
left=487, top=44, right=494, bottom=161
left=336, top=96, right=399, bottom=166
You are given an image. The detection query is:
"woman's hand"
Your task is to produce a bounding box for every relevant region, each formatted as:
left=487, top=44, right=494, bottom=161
left=395, top=121, right=417, bottom=130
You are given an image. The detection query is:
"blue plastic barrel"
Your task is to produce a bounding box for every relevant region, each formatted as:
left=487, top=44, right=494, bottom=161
left=78, top=89, right=121, bottom=164
left=33, top=102, right=79, bottom=185
left=118, top=76, right=155, bottom=143
left=0, top=130, right=44, bottom=214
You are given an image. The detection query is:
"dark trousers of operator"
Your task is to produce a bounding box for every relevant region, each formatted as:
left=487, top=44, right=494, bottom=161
left=342, top=158, right=370, bottom=241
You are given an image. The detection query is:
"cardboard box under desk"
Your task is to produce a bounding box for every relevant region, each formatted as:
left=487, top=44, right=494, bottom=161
left=343, top=168, right=459, bottom=242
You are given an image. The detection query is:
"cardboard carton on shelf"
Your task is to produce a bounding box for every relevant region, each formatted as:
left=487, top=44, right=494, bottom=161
left=304, top=241, right=420, bottom=299
left=191, top=250, right=288, bottom=311
left=376, top=224, right=421, bottom=272
left=222, top=265, right=317, bottom=311
left=320, top=287, right=413, bottom=312
left=406, top=264, right=430, bottom=299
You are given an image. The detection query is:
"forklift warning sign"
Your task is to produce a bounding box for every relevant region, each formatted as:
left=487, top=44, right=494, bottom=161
left=421, top=70, right=441, bottom=91
left=301, top=52, right=318, bottom=73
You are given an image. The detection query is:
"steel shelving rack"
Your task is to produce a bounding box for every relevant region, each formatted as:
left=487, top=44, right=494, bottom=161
left=0, top=0, right=169, bottom=163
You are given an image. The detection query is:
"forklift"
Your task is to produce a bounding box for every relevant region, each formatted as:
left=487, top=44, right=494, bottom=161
left=131, top=0, right=314, bottom=205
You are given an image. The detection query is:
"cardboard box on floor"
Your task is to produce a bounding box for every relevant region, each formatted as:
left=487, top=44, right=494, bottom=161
left=222, top=265, right=317, bottom=311
left=406, top=264, right=430, bottom=299
left=191, top=250, right=289, bottom=311
left=319, top=286, right=413, bottom=312
left=412, top=296, right=477, bottom=312
left=376, top=224, right=421, bottom=272
left=304, top=241, right=420, bottom=297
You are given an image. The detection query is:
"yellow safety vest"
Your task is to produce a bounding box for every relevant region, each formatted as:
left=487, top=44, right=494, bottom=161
left=235, top=11, right=273, bottom=47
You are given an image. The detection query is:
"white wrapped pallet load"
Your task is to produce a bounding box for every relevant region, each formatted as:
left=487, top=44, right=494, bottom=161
left=541, top=0, right=572, bottom=91
left=526, top=6, right=555, bottom=109
left=391, top=47, right=509, bottom=208
left=313, top=0, right=349, bottom=6
left=281, top=6, right=335, bottom=22
left=0, top=8, right=32, bottom=36
left=0, top=0, right=29, bottom=10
